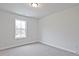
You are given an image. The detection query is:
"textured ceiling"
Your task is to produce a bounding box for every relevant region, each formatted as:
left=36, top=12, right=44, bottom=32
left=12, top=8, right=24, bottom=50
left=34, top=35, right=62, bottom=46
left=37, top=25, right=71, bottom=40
left=0, top=3, right=79, bottom=19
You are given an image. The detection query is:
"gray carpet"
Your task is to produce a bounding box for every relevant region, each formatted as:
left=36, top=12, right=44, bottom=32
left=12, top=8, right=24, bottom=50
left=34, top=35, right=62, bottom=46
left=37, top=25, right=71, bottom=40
left=0, top=43, right=78, bottom=56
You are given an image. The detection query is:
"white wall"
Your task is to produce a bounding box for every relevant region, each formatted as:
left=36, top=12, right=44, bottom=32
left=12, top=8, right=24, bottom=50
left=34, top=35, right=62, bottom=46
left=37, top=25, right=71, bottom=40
left=0, top=10, right=38, bottom=50
left=39, top=6, right=79, bottom=54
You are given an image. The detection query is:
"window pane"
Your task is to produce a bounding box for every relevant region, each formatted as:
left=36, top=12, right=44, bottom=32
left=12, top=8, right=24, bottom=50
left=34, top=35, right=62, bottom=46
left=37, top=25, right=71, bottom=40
left=16, top=20, right=21, bottom=28
left=21, top=20, right=26, bottom=29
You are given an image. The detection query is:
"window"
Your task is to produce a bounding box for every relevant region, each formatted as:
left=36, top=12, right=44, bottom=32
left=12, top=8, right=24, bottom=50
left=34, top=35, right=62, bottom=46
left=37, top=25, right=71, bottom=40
left=15, top=19, right=27, bottom=39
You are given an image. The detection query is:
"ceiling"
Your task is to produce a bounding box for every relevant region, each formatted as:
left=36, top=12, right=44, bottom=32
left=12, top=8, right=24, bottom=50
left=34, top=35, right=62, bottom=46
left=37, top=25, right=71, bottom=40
left=0, top=3, right=79, bottom=19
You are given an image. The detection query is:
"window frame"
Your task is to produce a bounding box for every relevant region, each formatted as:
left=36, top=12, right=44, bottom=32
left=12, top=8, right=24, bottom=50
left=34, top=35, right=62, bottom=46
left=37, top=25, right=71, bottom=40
left=15, top=19, right=27, bottom=39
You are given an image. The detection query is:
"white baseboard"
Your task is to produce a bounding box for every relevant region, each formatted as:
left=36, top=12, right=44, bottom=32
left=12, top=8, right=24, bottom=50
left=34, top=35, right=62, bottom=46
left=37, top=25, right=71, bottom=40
left=0, top=41, right=38, bottom=51
left=40, top=41, right=79, bottom=55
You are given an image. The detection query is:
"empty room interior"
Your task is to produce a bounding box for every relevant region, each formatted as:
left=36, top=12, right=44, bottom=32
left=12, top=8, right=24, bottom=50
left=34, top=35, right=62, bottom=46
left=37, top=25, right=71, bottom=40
left=0, top=3, right=79, bottom=56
